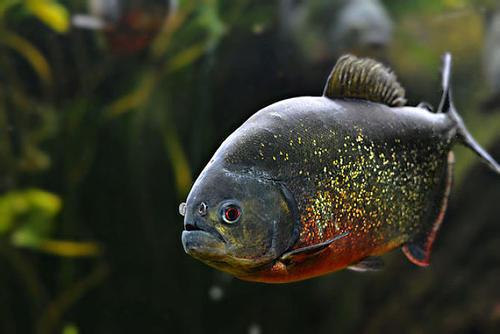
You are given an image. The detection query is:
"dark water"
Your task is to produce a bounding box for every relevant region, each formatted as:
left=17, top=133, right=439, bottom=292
left=0, top=1, right=499, bottom=333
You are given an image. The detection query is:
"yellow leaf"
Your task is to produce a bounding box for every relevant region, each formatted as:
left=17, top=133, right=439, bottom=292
left=107, top=74, right=157, bottom=118
left=62, top=324, right=79, bottom=334
left=0, top=189, right=61, bottom=234
left=25, top=0, right=69, bottom=33
left=167, top=43, right=206, bottom=73
left=0, top=30, right=52, bottom=85
left=40, top=239, right=102, bottom=257
left=164, top=129, right=192, bottom=197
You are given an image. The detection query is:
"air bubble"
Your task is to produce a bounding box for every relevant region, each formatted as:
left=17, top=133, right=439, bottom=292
left=208, top=285, right=224, bottom=301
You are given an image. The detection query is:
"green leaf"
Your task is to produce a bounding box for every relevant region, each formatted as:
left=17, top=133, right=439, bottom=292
left=62, top=323, right=79, bottom=334
left=0, top=30, right=53, bottom=85
left=0, top=189, right=61, bottom=237
left=0, top=0, right=22, bottom=18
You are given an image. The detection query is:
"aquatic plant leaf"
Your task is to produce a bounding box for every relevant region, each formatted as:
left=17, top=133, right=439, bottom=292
left=0, top=189, right=100, bottom=257
left=167, top=43, right=207, bottom=73
left=163, top=127, right=192, bottom=197
left=150, top=0, right=195, bottom=57
left=18, top=145, right=51, bottom=172
left=107, top=74, right=156, bottom=118
left=62, top=323, right=79, bottom=334
left=0, top=0, right=21, bottom=17
left=0, top=30, right=52, bottom=85
left=11, top=237, right=102, bottom=257
left=197, top=0, right=227, bottom=50
left=25, top=0, right=69, bottom=33
left=0, top=189, right=61, bottom=235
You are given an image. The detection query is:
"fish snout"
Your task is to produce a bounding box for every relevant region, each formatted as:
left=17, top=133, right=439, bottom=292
left=182, top=215, right=226, bottom=245
left=181, top=215, right=227, bottom=260
left=184, top=219, right=200, bottom=232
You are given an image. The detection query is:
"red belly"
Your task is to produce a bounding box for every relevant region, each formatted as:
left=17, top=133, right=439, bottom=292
left=238, top=235, right=405, bottom=283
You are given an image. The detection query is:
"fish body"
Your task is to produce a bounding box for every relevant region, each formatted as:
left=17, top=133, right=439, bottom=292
left=181, top=54, right=500, bottom=283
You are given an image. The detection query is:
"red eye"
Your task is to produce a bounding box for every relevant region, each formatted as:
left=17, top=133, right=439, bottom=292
left=222, top=205, right=241, bottom=224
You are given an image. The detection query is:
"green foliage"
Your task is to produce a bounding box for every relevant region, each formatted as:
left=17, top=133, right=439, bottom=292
left=0, top=0, right=271, bottom=332
left=0, top=188, right=60, bottom=236
left=62, top=323, right=79, bottom=334
left=0, top=0, right=22, bottom=18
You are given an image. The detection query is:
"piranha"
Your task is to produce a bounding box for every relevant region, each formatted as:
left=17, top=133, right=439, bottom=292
left=179, top=54, right=500, bottom=283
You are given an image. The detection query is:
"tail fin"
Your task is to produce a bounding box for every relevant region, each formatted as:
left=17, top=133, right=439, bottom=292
left=438, top=53, right=500, bottom=174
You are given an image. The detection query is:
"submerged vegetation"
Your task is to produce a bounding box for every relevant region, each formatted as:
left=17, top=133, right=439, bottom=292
left=0, top=0, right=499, bottom=333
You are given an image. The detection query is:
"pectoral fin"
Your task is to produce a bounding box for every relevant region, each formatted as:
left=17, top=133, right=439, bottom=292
left=347, top=256, right=384, bottom=272
left=280, top=232, right=349, bottom=264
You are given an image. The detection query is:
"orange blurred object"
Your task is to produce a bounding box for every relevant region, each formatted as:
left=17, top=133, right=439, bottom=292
left=73, top=0, right=177, bottom=54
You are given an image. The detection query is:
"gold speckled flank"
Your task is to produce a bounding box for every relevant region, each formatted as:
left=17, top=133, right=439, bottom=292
left=300, top=136, right=444, bottom=246
left=238, top=121, right=451, bottom=254
left=290, top=128, right=450, bottom=251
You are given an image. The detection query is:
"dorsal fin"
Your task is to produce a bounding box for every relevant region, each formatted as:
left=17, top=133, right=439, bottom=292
left=323, top=54, right=407, bottom=107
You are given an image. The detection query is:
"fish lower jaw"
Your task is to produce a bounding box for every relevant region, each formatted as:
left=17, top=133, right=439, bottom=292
left=181, top=230, right=226, bottom=259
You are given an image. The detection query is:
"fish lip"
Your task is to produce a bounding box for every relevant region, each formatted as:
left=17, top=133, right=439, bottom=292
left=183, top=219, right=226, bottom=244
left=181, top=230, right=226, bottom=259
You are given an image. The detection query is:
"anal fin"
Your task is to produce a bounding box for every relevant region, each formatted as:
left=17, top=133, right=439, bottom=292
left=347, top=256, right=384, bottom=272
left=402, top=151, right=454, bottom=266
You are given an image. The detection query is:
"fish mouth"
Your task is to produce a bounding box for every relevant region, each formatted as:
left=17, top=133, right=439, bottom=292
left=181, top=220, right=226, bottom=260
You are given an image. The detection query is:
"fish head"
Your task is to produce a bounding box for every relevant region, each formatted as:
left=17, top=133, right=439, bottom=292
left=180, top=167, right=297, bottom=277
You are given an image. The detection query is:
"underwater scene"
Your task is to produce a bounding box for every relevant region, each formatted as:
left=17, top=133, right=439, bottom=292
left=0, top=0, right=500, bottom=333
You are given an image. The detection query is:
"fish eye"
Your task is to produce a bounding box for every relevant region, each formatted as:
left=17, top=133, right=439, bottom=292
left=198, top=202, right=208, bottom=216
left=179, top=202, right=186, bottom=216
left=221, top=203, right=241, bottom=224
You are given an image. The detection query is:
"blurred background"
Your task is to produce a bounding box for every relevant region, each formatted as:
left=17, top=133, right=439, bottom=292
left=0, top=0, right=499, bottom=333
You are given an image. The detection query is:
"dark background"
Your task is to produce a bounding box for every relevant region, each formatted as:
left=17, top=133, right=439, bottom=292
left=0, top=1, right=499, bottom=333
